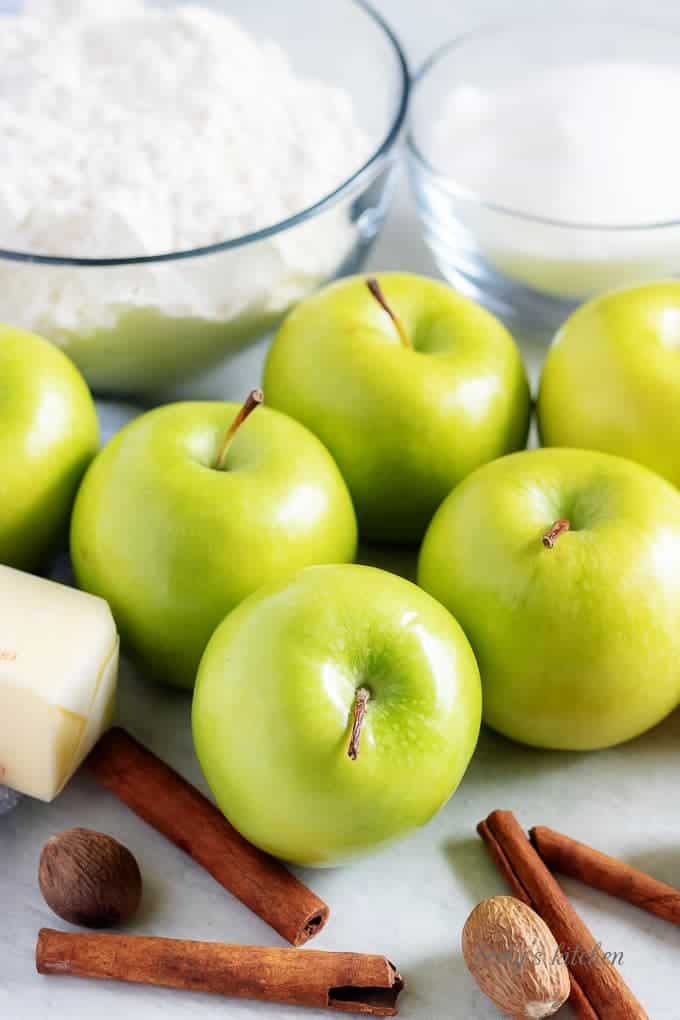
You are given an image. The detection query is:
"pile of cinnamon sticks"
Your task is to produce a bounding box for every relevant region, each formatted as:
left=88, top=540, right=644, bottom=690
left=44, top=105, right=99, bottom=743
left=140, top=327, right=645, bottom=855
left=33, top=727, right=678, bottom=1018
left=35, top=727, right=403, bottom=1016
left=479, top=809, right=680, bottom=1020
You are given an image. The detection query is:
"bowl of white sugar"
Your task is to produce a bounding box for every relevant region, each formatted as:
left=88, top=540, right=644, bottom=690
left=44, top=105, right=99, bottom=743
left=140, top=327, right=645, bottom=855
left=0, top=0, right=408, bottom=397
left=408, top=18, right=680, bottom=342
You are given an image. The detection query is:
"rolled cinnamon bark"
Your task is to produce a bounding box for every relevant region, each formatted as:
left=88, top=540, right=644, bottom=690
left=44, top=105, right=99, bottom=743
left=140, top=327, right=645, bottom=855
left=531, top=825, right=680, bottom=927
left=478, top=810, right=648, bottom=1020
left=36, top=929, right=404, bottom=1016
left=86, top=728, right=328, bottom=946
left=477, top=815, right=598, bottom=1020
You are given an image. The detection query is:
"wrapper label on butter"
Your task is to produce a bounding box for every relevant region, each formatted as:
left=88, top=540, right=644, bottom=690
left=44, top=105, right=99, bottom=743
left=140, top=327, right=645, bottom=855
left=0, top=564, right=119, bottom=802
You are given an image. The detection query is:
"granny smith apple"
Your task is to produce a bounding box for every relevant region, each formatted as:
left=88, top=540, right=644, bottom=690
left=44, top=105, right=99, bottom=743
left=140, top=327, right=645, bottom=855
left=0, top=323, right=98, bottom=571
left=418, top=448, right=680, bottom=751
left=71, top=394, right=357, bottom=689
left=538, top=282, right=680, bottom=487
left=192, top=563, right=481, bottom=865
left=264, top=273, right=531, bottom=544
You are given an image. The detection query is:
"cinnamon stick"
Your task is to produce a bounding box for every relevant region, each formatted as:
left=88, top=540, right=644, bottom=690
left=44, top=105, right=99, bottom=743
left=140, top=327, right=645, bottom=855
left=478, top=816, right=597, bottom=1020
left=86, top=728, right=328, bottom=946
left=531, top=825, right=680, bottom=927
left=478, top=810, right=648, bottom=1020
left=36, top=929, right=404, bottom=1016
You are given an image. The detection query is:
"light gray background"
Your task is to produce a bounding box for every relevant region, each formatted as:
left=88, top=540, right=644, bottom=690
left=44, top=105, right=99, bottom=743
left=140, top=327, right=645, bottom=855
left=4, top=3, right=680, bottom=1019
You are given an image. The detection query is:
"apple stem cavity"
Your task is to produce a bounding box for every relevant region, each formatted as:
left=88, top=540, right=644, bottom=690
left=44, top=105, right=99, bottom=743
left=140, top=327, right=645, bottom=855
left=347, top=687, right=370, bottom=761
left=213, top=389, right=264, bottom=471
left=542, top=518, right=571, bottom=549
left=366, top=278, right=412, bottom=349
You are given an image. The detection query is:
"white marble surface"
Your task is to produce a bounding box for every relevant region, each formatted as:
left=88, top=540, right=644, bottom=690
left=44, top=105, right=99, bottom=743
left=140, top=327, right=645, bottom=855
left=5, top=661, right=680, bottom=1020
left=5, top=2, right=680, bottom=1019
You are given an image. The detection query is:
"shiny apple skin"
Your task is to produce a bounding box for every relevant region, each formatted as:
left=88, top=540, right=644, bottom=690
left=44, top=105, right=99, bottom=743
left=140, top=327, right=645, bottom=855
left=71, top=402, right=357, bottom=689
left=264, top=273, right=531, bottom=544
left=192, top=564, right=482, bottom=866
left=0, top=324, right=98, bottom=571
left=418, top=448, right=680, bottom=751
left=538, top=282, right=680, bottom=487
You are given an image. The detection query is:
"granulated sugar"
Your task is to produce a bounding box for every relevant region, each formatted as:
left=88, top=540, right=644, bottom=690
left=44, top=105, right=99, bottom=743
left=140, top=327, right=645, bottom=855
left=433, top=62, right=680, bottom=225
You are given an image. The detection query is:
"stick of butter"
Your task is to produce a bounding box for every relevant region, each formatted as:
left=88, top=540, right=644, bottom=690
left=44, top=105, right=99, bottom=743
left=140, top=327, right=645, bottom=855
left=0, top=565, right=119, bottom=802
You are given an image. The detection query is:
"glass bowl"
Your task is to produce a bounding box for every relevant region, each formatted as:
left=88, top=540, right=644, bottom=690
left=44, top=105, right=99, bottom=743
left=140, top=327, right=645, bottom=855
left=0, top=0, right=409, bottom=399
left=408, top=18, right=680, bottom=343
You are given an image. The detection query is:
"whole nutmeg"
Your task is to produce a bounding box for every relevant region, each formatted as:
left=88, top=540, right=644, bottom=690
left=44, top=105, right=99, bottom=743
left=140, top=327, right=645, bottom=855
left=462, top=896, right=570, bottom=1018
left=39, top=828, right=142, bottom=928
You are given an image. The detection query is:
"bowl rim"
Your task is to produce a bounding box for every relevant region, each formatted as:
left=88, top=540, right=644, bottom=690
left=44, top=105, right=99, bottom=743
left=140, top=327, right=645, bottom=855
left=407, top=16, right=680, bottom=233
left=0, top=0, right=410, bottom=267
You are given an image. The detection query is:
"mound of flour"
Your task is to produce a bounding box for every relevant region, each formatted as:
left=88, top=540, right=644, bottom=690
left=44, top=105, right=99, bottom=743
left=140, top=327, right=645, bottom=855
left=0, top=0, right=375, bottom=392
left=0, top=0, right=369, bottom=257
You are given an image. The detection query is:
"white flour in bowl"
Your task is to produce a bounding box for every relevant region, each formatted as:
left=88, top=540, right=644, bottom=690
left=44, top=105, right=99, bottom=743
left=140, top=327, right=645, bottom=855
left=0, top=0, right=369, bottom=256
left=0, top=0, right=375, bottom=393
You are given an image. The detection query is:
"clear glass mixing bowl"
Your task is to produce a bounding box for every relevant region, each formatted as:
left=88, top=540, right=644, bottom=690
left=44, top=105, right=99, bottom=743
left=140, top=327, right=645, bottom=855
left=408, top=18, right=680, bottom=344
left=0, top=0, right=409, bottom=398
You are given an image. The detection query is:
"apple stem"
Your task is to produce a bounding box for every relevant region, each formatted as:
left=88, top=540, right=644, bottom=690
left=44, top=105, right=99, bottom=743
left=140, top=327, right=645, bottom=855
left=542, top=518, right=571, bottom=548
left=212, top=389, right=264, bottom=471
left=366, top=278, right=412, bottom=349
left=347, top=687, right=370, bottom=761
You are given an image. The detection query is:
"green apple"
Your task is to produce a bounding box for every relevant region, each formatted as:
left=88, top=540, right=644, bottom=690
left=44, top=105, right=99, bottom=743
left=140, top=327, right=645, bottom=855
left=192, top=563, right=481, bottom=866
left=0, top=324, right=98, bottom=571
left=538, top=282, right=680, bottom=487
left=71, top=394, right=357, bottom=689
left=418, top=448, right=680, bottom=751
left=264, top=273, right=531, bottom=544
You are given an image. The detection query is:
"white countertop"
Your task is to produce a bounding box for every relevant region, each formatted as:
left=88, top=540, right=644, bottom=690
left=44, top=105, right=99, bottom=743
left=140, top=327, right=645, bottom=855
left=4, top=2, right=680, bottom=1019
